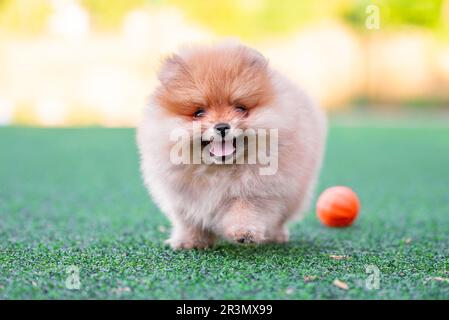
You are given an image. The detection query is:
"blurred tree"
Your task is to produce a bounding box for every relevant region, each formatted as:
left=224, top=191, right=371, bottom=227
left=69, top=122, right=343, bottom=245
left=167, top=0, right=346, bottom=39
left=343, top=0, right=445, bottom=29
left=0, top=0, right=53, bottom=34
left=168, top=0, right=447, bottom=39
left=0, top=0, right=446, bottom=38
left=81, top=0, right=147, bottom=30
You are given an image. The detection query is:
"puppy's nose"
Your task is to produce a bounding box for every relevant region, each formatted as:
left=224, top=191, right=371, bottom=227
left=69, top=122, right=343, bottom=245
left=214, top=123, right=230, bottom=138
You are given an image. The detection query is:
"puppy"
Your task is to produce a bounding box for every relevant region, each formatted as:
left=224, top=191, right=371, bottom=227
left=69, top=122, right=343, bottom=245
left=137, top=42, right=327, bottom=249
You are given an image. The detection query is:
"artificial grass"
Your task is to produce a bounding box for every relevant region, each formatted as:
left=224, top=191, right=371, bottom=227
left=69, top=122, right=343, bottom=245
left=0, top=125, right=448, bottom=299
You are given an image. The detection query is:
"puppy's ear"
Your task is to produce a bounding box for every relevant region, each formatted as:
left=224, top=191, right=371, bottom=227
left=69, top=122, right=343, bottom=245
left=244, top=47, right=269, bottom=69
left=157, top=54, right=188, bottom=85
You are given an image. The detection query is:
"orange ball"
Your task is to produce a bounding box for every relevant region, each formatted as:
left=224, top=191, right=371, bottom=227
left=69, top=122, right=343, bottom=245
left=316, top=186, right=360, bottom=227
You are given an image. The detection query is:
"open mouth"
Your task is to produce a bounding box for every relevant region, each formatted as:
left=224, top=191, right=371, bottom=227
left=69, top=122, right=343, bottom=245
left=206, top=137, right=237, bottom=162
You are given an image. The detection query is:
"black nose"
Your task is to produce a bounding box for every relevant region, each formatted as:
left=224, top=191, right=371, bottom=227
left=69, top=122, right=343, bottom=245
left=214, top=123, right=230, bottom=137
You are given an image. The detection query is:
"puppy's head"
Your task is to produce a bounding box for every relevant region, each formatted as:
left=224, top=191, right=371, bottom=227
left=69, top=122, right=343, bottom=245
left=154, top=43, right=274, bottom=163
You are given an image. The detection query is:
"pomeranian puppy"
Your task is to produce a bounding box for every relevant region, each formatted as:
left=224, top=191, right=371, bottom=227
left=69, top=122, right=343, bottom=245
left=137, top=42, right=327, bottom=249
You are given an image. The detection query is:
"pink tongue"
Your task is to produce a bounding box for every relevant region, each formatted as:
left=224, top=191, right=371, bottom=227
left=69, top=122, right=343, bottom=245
left=210, top=140, right=235, bottom=157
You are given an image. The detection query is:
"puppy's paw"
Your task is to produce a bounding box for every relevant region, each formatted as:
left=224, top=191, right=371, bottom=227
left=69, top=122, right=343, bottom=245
left=225, top=226, right=267, bottom=244
left=165, top=237, right=213, bottom=250
left=271, top=228, right=289, bottom=244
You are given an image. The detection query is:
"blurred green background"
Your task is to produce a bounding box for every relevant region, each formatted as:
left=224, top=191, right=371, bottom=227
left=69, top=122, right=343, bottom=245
left=0, top=0, right=448, bottom=126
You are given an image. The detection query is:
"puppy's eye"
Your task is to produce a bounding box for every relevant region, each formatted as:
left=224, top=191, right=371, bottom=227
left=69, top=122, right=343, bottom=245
left=235, top=104, right=247, bottom=113
left=193, top=108, right=205, bottom=118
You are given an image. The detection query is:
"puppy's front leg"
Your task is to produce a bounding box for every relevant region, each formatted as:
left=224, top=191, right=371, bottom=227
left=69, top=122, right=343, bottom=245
left=218, top=199, right=272, bottom=244
left=166, top=218, right=215, bottom=250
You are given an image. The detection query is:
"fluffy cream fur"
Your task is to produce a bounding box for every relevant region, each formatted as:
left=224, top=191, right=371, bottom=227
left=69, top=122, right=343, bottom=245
left=137, top=42, right=327, bottom=249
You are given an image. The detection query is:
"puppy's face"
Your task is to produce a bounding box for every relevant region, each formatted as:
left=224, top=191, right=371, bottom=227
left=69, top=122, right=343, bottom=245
left=154, top=45, right=274, bottom=163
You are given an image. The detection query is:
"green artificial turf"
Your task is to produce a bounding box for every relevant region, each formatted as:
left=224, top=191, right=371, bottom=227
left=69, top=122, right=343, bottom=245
left=0, top=125, right=448, bottom=299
